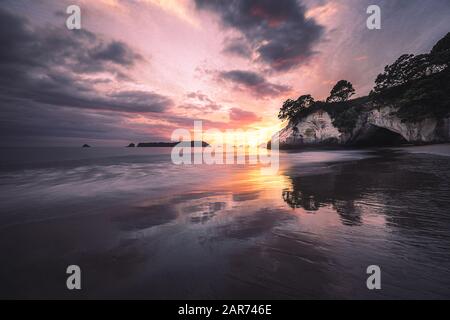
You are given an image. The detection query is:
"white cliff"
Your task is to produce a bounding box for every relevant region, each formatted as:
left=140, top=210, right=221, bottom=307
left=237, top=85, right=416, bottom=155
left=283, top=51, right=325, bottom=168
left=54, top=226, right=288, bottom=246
left=272, top=105, right=450, bottom=149
left=275, top=111, right=341, bottom=146
left=362, top=106, right=438, bottom=143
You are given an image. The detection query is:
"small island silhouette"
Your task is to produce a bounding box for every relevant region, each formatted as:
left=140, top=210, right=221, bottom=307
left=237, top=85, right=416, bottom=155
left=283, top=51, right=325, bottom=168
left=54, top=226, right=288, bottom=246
left=136, top=141, right=209, bottom=147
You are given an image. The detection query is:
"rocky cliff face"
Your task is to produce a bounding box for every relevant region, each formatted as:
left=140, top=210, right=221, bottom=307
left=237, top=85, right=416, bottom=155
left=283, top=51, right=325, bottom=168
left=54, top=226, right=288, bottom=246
left=272, top=32, right=450, bottom=149
left=275, top=111, right=342, bottom=147
left=272, top=104, right=450, bottom=149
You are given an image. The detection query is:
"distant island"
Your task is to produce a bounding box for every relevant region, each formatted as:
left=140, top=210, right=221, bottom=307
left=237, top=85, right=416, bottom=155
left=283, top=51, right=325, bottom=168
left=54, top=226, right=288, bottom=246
left=82, top=144, right=91, bottom=148
left=136, top=141, right=210, bottom=147
left=270, top=32, right=450, bottom=149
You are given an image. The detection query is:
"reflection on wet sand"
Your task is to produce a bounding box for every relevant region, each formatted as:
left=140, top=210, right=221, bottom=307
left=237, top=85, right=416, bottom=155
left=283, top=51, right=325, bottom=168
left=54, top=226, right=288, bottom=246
left=282, top=150, right=450, bottom=230
left=104, top=150, right=450, bottom=299
left=1, top=148, right=450, bottom=299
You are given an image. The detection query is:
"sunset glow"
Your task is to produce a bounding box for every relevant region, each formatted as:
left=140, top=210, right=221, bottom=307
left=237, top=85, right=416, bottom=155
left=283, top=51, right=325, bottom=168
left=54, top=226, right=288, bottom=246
left=1, top=0, right=449, bottom=146
left=1, top=0, right=450, bottom=302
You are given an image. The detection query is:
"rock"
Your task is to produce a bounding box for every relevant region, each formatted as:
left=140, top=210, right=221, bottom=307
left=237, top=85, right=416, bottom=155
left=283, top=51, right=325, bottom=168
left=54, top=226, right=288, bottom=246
left=271, top=105, right=450, bottom=149
left=274, top=111, right=342, bottom=148
left=127, top=143, right=136, bottom=147
left=82, top=144, right=91, bottom=148
left=271, top=32, right=450, bottom=149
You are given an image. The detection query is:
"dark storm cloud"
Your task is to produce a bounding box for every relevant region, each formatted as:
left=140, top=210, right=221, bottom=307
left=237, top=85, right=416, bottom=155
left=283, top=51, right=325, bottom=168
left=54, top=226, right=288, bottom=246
left=0, top=7, right=174, bottom=145
left=0, top=7, right=140, bottom=73
left=90, top=41, right=140, bottom=66
left=0, top=98, right=162, bottom=146
left=219, top=70, right=291, bottom=98
left=222, top=37, right=252, bottom=57
left=195, top=0, right=324, bottom=71
left=1, top=67, right=172, bottom=113
left=0, top=7, right=171, bottom=114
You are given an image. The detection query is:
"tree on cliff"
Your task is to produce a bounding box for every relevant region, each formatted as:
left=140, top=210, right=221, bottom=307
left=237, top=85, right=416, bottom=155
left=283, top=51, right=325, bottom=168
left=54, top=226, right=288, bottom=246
left=370, top=33, right=449, bottom=121
left=326, top=80, right=355, bottom=103
left=430, top=32, right=450, bottom=65
left=278, top=95, right=315, bottom=122
left=372, top=54, right=431, bottom=94
left=431, top=32, right=450, bottom=55
left=372, top=34, right=450, bottom=96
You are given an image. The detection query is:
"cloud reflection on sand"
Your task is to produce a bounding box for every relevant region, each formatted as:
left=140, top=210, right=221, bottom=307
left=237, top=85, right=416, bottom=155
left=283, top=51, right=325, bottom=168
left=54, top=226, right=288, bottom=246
left=1, top=147, right=450, bottom=298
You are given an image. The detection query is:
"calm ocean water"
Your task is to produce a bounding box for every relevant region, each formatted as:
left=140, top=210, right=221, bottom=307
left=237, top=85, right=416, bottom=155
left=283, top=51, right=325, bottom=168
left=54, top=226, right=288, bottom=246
left=1, top=146, right=450, bottom=299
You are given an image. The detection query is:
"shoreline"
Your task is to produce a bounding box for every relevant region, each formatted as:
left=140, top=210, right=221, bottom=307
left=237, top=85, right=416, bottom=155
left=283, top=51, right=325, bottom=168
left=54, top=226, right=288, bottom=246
left=275, top=142, right=450, bottom=152
left=393, top=143, right=450, bottom=157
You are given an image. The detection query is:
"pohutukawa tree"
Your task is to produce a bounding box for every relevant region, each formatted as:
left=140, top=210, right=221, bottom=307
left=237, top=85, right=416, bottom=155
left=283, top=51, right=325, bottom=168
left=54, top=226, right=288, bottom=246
left=326, top=80, right=355, bottom=103
left=278, top=94, right=315, bottom=122
left=372, top=33, right=450, bottom=95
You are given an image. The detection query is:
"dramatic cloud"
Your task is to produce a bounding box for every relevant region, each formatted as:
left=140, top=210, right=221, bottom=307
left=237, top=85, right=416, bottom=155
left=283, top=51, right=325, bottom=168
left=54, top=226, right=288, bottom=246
left=0, top=7, right=171, bottom=113
left=195, top=0, right=324, bottom=71
left=222, top=37, right=252, bottom=57
left=0, top=91, right=183, bottom=148
left=0, top=7, right=174, bottom=145
left=2, top=0, right=449, bottom=146
left=219, top=70, right=291, bottom=98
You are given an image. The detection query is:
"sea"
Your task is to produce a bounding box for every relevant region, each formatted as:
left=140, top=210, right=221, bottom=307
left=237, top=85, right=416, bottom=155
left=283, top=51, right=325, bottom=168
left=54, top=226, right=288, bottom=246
left=0, top=145, right=450, bottom=299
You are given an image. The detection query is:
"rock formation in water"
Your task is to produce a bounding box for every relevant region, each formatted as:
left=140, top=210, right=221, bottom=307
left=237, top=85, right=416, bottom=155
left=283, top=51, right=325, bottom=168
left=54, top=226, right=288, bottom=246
left=271, top=33, right=450, bottom=149
left=82, top=144, right=91, bottom=148
left=127, top=143, right=136, bottom=147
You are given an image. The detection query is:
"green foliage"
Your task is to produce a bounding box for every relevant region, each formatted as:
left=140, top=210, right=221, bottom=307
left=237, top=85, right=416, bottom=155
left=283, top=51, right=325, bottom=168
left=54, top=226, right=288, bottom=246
left=285, top=98, right=366, bottom=133
left=277, top=32, right=450, bottom=133
left=394, top=69, right=450, bottom=122
left=326, top=80, right=355, bottom=103
left=330, top=107, right=360, bottom=133
left=278, top=95, right=314, bottom=122
left=371, top=32, right=450, bottom=123
left=372, top=54, right=432, bottom=94
left=431, top=32, right=450, bottom=55
left=373, top=33, right=450, bottom=95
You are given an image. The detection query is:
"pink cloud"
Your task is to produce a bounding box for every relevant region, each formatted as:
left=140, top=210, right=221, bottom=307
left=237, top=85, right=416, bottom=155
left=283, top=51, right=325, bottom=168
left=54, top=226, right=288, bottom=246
left=229, top=107, right=262, bottom=125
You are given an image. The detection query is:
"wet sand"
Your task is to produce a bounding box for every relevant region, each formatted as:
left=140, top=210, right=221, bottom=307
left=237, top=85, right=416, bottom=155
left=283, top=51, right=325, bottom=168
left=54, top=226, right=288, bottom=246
left=1, top=147, right=450, bottom=299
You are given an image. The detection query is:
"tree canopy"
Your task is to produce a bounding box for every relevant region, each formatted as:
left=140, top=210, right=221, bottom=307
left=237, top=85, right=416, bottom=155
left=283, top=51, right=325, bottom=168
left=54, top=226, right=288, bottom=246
left=326, top=80, right=355, bottom=103
left=372, top=34, right=450, bottom=95
left=372, top=54, right=432, bottom=94
left=431, top=32, right=450, bottom=55
left=277, top=33, right=450, bottom=130
left=278, top=95, right=315, bottom=122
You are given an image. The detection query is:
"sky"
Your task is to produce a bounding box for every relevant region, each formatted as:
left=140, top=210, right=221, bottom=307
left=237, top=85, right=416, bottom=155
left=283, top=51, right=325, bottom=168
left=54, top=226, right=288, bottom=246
left=0, top=0, right=449, bottom=146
